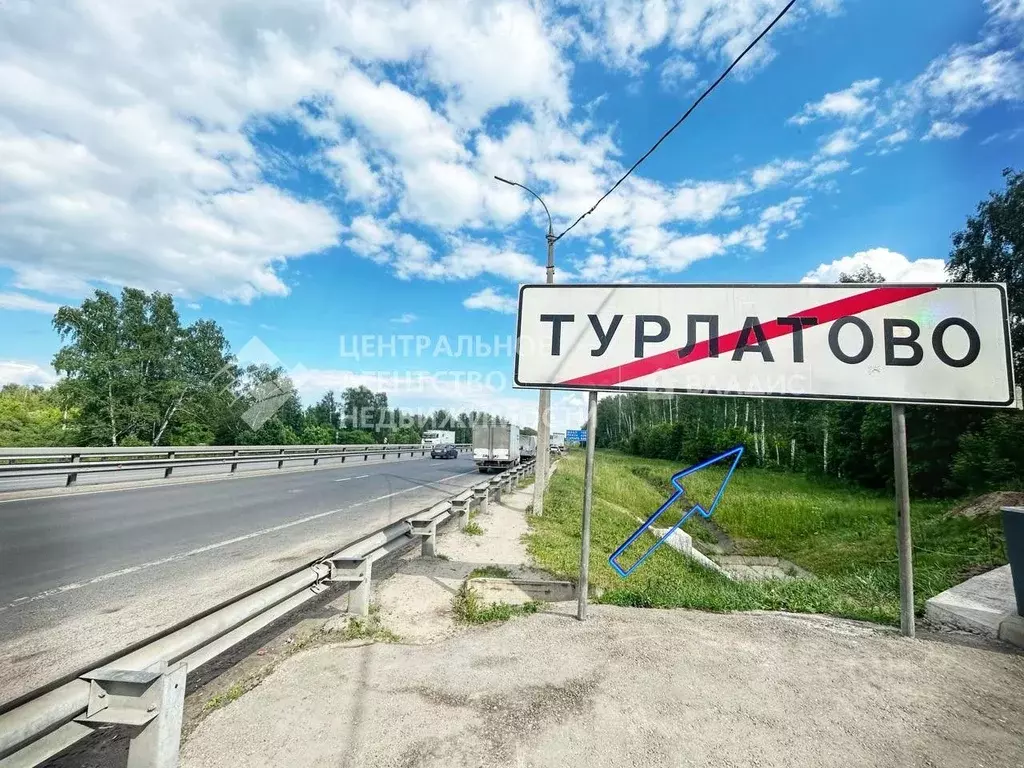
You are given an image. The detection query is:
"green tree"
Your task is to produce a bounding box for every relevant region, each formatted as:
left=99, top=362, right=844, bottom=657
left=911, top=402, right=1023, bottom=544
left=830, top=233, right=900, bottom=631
left=0, top=385, right=66, bottom=447
left=52, top=288, right=233, bottom=446
left=947, top=167, right=1023, bottom=382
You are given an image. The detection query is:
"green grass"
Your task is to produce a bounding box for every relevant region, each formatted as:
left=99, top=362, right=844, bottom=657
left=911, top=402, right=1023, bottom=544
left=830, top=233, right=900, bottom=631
left=338, top=616, right=401, bottom=643
left=203, top=678, right=257, bottom=713
left=468, top=565, right=513, bottom=579
left=451, top=583, right=541, bottom=624
left=526, top=451, right=1006, bottom=625
left=463, top=521, right=484, bottom=536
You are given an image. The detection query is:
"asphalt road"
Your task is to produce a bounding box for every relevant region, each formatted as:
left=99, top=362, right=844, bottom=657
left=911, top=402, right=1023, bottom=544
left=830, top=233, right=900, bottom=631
left=0, top=453, right=483, bottom=705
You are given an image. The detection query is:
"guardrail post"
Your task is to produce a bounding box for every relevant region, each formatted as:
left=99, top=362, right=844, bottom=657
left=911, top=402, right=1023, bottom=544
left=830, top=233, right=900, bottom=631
left=364, top=449, right=369, bottom=462
left=313, top=447, right=320, bottom=467
left=452, top=498, right=470, bottom=530
left=473, top=486, right=488, bottom=515
left=411, top=521, right=438, bottom=557
left=230, top=449, right=239, bottom=473
left=490, top=477, right=503, bottom=505
left=164, top=452, right=175, bottom=479
left=277, top=448, right=285, bottom=470
left=341, top=448, right=347, bottom=464
left=330, top=557, right=372, bottom=616
left=75, top=662, right=187, bottom=768
left=66, top=453, right=80, bottom=487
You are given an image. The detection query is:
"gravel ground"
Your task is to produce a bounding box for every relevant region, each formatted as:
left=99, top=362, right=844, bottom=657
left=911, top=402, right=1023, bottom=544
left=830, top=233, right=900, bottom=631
left=369, top=480, right=548, bottom=643
left=182, top=476, right=1024, bottom=768
left=182, top=605, right=1024, bottom=768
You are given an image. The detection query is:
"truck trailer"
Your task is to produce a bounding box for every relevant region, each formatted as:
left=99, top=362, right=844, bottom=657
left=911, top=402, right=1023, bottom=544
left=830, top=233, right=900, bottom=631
left=421, top=429, right=456, bottom=446
left=473, top=424, right=521, bottom=472
left=519, top=433, right=537, bottom=460
left=549, top=432, right=566, bottom=453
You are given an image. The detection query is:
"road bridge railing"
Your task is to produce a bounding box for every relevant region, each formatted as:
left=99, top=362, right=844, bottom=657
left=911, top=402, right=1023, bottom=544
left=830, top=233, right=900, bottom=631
left=0, top=460, right=536, bottom=768
left=0, top=443, right=472, bottom=487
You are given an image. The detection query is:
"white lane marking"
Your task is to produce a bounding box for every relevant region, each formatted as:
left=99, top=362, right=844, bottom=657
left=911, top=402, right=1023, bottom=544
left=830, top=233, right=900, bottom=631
left=0, top=470, right=479, bottom=612
left=333, top=474, right=370, bottom=483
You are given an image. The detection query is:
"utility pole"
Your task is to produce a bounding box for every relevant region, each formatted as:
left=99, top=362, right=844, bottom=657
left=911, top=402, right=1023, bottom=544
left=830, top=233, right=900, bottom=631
left=494, top=176, right=555, bottom=516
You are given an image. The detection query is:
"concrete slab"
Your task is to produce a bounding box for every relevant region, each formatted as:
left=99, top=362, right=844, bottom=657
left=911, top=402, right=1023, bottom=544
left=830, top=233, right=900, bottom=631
left=998, top=614, right=1024, bottom=648
left=925, top=565, right=1017, bottom=638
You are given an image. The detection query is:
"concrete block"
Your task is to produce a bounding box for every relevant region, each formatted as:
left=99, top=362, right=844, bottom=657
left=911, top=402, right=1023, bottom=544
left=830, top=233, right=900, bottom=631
left=997, top=614, right=1024, bottom=649
left=925, top=565, right=1016, bottom=637
left=468, top=578, right=576, bottom=605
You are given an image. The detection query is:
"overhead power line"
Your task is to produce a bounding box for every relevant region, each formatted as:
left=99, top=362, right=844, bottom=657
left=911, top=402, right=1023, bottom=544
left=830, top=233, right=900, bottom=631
left=554, top=0, right=799, bottom=242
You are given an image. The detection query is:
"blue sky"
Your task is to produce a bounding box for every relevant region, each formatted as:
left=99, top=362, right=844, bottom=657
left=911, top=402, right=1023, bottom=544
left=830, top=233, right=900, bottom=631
left=1, top=0, right=1022, bottom=430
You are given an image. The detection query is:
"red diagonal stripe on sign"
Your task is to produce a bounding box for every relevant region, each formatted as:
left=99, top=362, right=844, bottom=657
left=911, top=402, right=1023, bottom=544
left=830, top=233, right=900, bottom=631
left=559, top=285, right=939, bottom=388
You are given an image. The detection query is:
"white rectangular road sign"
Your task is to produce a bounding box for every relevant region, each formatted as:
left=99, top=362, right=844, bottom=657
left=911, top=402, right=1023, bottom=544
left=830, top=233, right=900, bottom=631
left=514, top=283, right=1015, bottom=407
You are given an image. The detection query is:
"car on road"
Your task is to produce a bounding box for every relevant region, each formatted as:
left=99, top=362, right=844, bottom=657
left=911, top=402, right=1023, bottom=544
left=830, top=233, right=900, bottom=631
left=430, top=443, right=458, bottom=459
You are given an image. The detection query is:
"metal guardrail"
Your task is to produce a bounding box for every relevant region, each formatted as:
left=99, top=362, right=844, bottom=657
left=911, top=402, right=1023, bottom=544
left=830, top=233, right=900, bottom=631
left=0, top=459, right=536, bottom=768
left=0, top=443, right=471, bottom=487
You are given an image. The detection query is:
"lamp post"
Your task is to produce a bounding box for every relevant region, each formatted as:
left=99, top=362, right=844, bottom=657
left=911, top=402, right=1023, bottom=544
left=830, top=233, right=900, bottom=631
left=494, top=175, right=555, bottom=516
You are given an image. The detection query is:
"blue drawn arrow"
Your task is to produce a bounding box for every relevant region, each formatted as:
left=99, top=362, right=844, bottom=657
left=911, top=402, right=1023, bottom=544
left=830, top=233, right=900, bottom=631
left=609, top=445, right=744, bottom=578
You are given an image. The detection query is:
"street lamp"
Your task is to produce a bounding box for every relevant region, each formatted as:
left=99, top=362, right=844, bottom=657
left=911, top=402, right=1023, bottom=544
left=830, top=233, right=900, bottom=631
left=494, top=175, right=555, bottom=516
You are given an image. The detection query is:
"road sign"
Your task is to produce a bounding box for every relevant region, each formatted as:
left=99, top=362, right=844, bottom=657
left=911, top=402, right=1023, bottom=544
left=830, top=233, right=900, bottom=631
left=514, top=283, right=1015, bottom=407
left=566, top=429, right=587, bottom=442
left=610, top=446, right=744, bottom=577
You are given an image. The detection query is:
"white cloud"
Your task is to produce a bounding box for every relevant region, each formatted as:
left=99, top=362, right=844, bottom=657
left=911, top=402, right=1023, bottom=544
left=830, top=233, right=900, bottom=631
left=789, top=78, right=881, bottom=125
left=911, top=46, right=1024, bottom=116
left=981, top=126, right=1024, bottom=144
left=880, top=129, right=910, bottom=145
left=574, top=253, right=649, bottom=281
left=660, top=56, right=698, bottom=90
left=327, top=0, right=570, bottom=126
left=923, top=121, right=969, bottom=141
left=751, top=158, right=807, bottom=189
left=800, top=248, right=947, bottom=283
left=323, top=138, right=388, bottom=204
left=463, top=287, right=517, bottom=314
left=0, top=361, right=58, bottom=387
left=0, top=0, right=577, bottom=303
left=565, top=0, right=844, bottom=73
left=0, top=292, right=61, bottom=314
left=0, top=1, right=351, bottom=303
left=723, top=196, right=807, bottom=250
left=0, top=0, right=864, bottom=310
left=790, top=12, right=1024, bottom=170
left=800, top=159, right=850, bottom=185
left=818, top=126, right=863, bottom=156
left=986, top=0, right=1024, bottom=24
left=347, top=218, right=544, bottom=284
left=390, top=313, right=418, bottom=324
left=400, top=241, right=543, bottom=282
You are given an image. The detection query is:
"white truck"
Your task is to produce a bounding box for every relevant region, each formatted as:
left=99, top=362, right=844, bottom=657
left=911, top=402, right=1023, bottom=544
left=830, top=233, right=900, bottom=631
left=421, top=429, right=456, bottom=446
left=549, top=432, right=566, bottom=453
left=519, top=433, right=537, bottom=460
left=473, top=424, right=521, bottom=472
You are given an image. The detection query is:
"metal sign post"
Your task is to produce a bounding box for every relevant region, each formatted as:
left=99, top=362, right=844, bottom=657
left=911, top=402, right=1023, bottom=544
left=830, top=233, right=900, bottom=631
left=578, top=391, right=598, bottom=621
left=514, top=282, right=1016, bottom=635
left=891, top=404, right=915, bottom=637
